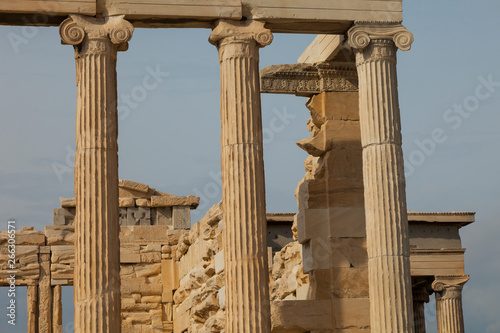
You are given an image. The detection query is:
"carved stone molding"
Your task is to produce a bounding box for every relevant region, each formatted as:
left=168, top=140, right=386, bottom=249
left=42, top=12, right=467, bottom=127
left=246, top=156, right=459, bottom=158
left=209, top=19, right=273, bottom=48
left=432, top=275, right=470, bottom=295
left=60, top=15, right=134, bottom=54
left=432, top=275, right=469, bottom=333
left=347, top=22, right=414, bottom=52
left=260, top=62, right=358, bottom=96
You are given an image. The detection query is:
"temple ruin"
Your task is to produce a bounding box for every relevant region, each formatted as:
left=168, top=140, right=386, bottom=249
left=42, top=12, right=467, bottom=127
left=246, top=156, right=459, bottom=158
left=0, top=1, right=473, bottom=333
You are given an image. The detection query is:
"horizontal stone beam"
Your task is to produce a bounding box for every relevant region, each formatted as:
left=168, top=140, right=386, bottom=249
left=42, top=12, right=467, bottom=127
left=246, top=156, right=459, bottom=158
left=105, top=0, right=242, bottom=21
left=260, top=62, right=358, bottom=96
left=298, top=35, right=344, bottom=64
left=271, top=300, right=333, bottom=332
left=0, top=0, right=401, bottom=31
left=0, top=0, right=95, bottom=15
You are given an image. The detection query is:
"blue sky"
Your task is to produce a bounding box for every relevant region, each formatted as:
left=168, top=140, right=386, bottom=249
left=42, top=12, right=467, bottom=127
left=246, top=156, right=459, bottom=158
left=0, top=1, right=499, bottom=332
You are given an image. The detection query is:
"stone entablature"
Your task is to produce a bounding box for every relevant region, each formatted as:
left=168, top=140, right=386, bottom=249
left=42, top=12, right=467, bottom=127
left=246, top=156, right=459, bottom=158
left=261, top=62, right=358, bottom=96
left=0, top=1, right=402, bottom=31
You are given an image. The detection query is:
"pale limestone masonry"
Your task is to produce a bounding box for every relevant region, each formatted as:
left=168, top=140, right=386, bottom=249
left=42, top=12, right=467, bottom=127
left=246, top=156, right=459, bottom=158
left=0, top=2, right=477, bottom=332
left=347, top=22, right=415, bottom=333
left=432, top=275, right=470, bottom=333
left=59, top=14, right=135, bottom=333
left=0, top=195, right=473, bottom=333
left=209, top=20, right=273, bottom=333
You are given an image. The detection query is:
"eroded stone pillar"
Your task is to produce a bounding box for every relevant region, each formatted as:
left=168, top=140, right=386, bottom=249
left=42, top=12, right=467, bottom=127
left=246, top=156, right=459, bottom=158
left=413, top=284, right=431, bottom=333
left=347, top=22, right=415, bottom=332
left=38, top=246, right=52, bottom=333
left=27, top=284, right=38, bottom=333
left=52, top=285, right=62, bottom=333
left=59, top=15, right=134, bottom=333
left=432, top=275, right=469, bottom=333
left=209, top=20, right=273, bottom=333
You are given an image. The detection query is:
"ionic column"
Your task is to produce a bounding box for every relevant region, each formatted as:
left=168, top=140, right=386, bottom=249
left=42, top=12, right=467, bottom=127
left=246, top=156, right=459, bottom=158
left=59, top=15, right=134, bottom=333
left=432, top=275, right=469, bottom=333
left=347, top=22, right=415, bottom=332
left=209, top=20, right=273, bottom=333
left=413, top=284, right=431, bottom=333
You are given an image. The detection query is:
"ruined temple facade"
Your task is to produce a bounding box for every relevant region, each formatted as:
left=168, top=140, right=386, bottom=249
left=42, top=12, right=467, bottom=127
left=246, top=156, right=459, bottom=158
left=0, top=1, right=473, bottom=333
left=0, top=179, right=473, bottom=333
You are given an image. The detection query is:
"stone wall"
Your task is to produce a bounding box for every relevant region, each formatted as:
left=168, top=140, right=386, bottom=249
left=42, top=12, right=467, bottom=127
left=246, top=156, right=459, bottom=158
left=0, top=180, right=473, bottom=333
left=269, top=225, right=310, bottom=302
left=172, top=202, right=225, bottom=333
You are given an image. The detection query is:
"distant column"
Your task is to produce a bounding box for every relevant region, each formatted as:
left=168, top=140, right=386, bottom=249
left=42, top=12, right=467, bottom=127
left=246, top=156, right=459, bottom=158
left=53, top=285, right=63, bottom=333
left=59, top=14, right=134, bottom=333
left=347, top=22, right=415, bottom=333
left=432, top=275, right=469, bottom=333
left=209, top=20, right=273, bottom=333
left=27, top=284, right=38, bottom=333
left=413, top=284, right=431, bottom=333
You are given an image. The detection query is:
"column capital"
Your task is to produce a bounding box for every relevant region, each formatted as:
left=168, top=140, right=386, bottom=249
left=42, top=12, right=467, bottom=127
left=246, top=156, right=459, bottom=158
left=59, top=14, right=134, bottom=51
left=432, top=275, right=470, bottom=293
left=209, top=20, right=273, bottom=48
left=347, top=22, right=414, bottom=52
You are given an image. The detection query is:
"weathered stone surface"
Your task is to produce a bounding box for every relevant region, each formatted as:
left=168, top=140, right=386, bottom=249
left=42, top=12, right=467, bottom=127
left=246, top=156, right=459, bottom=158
left=120, top=197, right=136, bottom=207
left=0, top=230, right=45, bottom=245
left=432, top=275, right=469, bottom=333
left=121, top=283, right=163, bottom=296
left=261, top=62, right=358, bottom=96
left=347, top=22, right=415, bottom=333
left=210, top=19, right=274, bottom=333
left=172, top=206, right=191, bottom=229
left=151, top=195, right=200, bottom=209
left=53, top=207, right=76, bottom=225
left=120, top=179, right=150, bottom=193
left=59, top=197, right=76, bottom=207
left=271, top=300, right=333, bottom=332
left=60, top=14, right=135, bottom=333
left=45, top=225, right=75, bottom=245
left=127, top=207, right=151, bottom=226
left=120, top=226, right=169, bottom=244
left=333, top=298, right=370, bottom=329
left=298, top=34, right=344, bottom=64
left=154, top=207, right=172, bottom=226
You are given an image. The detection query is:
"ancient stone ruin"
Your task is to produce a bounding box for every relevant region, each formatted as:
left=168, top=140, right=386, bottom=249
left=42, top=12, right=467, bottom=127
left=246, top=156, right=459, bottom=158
left=0, top=1, right=473, bottom=333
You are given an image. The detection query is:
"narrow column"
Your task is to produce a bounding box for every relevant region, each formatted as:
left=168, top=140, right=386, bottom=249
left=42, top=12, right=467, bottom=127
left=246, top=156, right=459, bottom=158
left=209, top=20, right=273, bottom=333
left=347, top=22, right=415, bottom=332
left=59, top=15, right=134, bottom=333
left=52, top=286, right=63, bottom=333
left=432, top=275, right=469, bottom=333
left=27, top=284, right=38, bottom=333
left=38, top=246, right=52, bottom=333
left=413, top=284, right=431, bottom=333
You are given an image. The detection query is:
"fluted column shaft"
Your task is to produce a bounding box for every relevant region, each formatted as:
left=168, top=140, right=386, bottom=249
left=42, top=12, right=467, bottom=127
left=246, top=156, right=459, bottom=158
left=348, top=23, right=415, bottom=333
left=413, top=288, right=430, bottom=333
left=60, top=15, right=134, bottom=333
left=209, top=20, right=273, bottom=333
left=432, top=276, right=469, bottom=333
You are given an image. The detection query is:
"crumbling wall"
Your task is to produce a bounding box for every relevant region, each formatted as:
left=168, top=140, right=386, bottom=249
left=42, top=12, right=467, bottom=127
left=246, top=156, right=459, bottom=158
left=173, top=202, right=225, bottom=333
left=0, top=220, right=188, bottom=333
left=269, top=225, right=310, bottom=301
left=295, top=91, right=370, bottom=331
